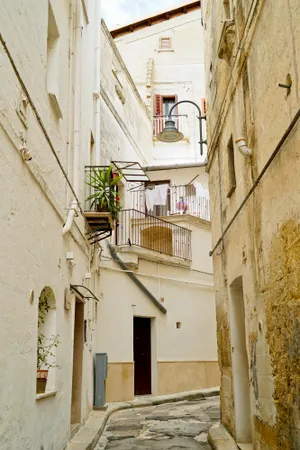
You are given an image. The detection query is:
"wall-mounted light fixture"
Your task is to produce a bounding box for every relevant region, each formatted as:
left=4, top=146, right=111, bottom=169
left=157, top=100, right=207, bottom=156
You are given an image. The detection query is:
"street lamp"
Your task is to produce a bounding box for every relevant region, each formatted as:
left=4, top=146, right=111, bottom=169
left=157, top=100, right=207, bottom=156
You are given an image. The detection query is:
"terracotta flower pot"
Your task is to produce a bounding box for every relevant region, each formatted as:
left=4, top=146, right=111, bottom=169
left=36, top=369, right=48, bottom=394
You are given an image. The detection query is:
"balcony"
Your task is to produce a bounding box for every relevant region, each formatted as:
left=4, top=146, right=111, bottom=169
left=130, top=184, right=210, bottom=222
left=153, top=115, right=188, bottom=138
left=117, top=209, right=191, bottom=260
left=84, top=166, right=119, bottom=244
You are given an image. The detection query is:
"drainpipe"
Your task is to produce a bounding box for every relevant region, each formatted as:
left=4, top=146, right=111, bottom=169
left=63, top=0, right=82, bottom=235
left=235, top=137, right=252, bottom=157
left=93, top=0, right=101, bottom=165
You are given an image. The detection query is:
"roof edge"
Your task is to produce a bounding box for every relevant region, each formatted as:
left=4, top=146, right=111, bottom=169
left=111, top=1, right=201, bottom=39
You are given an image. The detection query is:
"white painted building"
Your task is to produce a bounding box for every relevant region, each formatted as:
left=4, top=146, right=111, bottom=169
left=94, top=5, right=218, bottom=402
left=0, top=1, right=102, bottom=449
left=112, top=1, right=206, bottom=165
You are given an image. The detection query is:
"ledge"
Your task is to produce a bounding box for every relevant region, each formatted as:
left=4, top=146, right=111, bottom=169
left=36, top=390, right=57, bottom=401
left=157, top=49, right=174, bottom=53
left=117, top=245, right=191, bottom=268
left=159, top=214, right=211, bottom=229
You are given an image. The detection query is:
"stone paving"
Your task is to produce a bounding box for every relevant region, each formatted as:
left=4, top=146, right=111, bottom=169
left=96, top=396, right=220, bottom=449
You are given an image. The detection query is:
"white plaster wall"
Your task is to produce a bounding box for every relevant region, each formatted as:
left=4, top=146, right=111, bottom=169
left=96, top=218, right=217, bottom=366
left=0, top=1, right=100, bottom=449
left=115, top=10, right=206, bottom=165
left=100, top=22, right=153, bottom=167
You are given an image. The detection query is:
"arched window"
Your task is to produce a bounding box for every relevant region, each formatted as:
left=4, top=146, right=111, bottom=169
left=37, top=287, right=59, bottom=394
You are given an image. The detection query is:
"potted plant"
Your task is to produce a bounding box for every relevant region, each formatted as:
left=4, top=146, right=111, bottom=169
left=86, top=164, right=123, bottom=220
left=37, top=334, right=61, bottom=394
left=36, top=294, right=60, bottom=394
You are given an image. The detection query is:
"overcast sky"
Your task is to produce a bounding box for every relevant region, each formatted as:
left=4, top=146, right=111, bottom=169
left=102, top=0, right=192, bottom=30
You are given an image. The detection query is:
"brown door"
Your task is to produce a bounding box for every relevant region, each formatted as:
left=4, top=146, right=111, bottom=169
left=71, top=299, right=84, bottom=426
left=134, top=317, right=152, bottom=395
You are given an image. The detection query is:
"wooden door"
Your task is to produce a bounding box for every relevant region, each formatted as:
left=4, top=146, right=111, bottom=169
left=133, top=317, right=152, bottom=396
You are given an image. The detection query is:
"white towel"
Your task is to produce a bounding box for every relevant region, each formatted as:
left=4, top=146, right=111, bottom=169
left=154, top=184, right=168, bottom=206
left=194, top=182, right=209, bottom=199
left=145, top=184, right=169, bottom=211
left=145, top=188, right=156, bottom=211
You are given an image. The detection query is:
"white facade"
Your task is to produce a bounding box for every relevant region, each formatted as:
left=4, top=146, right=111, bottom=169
left=0, top=1, right=101, bottom=449
left=96, top=14, right=218, bottom=402
left=114, top=7, right=206, bottom=165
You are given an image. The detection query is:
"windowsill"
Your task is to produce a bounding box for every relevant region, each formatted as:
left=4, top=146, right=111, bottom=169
left=157, top=49, right=174, bottom=52
left=36, top=390, right=57, bottom=401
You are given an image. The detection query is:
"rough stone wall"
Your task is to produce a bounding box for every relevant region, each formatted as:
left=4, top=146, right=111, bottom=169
left=203, top=0, right=300, bottom=447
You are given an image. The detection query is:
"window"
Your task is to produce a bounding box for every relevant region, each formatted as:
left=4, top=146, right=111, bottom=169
left=145, top=180, right=170, bottom=217
left=223, top=0, right=232, bottom=20
left=159, top=37, right=172, bottom=50
left=47, top=2, right=62, bottom=118
left=227, top=136, right=236, bottom=197
left=153, top=94, right=178, bottom=136
left=37, top=287, right=58, bottom=394
left=154, top=95, right=178, bottom=116
left=163, top=96, right=177, bottom=116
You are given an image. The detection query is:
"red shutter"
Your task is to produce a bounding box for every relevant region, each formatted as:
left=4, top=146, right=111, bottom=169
left=154, top=94, right=163, bottom=116
left=201, top=98, right=207, bottom=116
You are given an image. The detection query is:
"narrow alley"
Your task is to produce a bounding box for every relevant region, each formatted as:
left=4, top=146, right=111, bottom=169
left=96, top=396, right=220, bottom=449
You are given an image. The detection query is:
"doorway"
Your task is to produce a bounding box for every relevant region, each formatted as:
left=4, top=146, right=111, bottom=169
left=71, top=298, right=84, bottom=427
left=133, top=317, right=152, bottom=395
left=230, top=277, right=252, bottom=444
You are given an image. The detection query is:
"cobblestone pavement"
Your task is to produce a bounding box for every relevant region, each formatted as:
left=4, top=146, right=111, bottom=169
left=96, top=396, right=220, bottom=449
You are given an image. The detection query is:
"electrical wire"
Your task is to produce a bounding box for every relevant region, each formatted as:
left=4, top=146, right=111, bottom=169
left=0, top=33, right=83, bottom=214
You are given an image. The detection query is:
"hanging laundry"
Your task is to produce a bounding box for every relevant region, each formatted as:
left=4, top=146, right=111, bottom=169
left=145, top=184, right=169, bottom=211
left=154, top=184, right=169, bottom=206
left=145, top=188, right=157, bottom=212
left=194, top=182, right=209, bottom=199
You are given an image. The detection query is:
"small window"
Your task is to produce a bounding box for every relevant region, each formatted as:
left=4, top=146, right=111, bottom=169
left=47, top=2, right=62, bottom=118
left=227, top=136, right=236, bottom=198
left=162, top=96, right=176, bottom=116
left=159, top=37, right=172, bottom=50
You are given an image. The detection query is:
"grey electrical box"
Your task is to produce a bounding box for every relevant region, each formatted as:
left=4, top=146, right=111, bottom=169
left=94, top=353, right=108, bottom=408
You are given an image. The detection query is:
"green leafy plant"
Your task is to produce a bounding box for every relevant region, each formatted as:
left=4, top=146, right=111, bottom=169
left=37, top=334, right=61, bottom=370
left=37, top=295, right=60, bottom=371
left=85, top=164, right=123, bottom=220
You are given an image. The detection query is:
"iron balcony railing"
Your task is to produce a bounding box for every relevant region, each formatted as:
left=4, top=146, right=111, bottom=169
left=130, top=184, right=210, bottom=221
left=117, top=209, right=192, bottom=260
left=153, top=114, right=188, bottom=137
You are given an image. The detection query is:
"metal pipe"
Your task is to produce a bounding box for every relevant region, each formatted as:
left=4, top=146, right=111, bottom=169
left=0, top=32, right=83, bottom=214
left=144, top=162, right=207, bottom=171
left=63, top=0, right=82, bottom=235
left=209, top=108, right=300, bottom=256
left=108, top=244, right=167, bottom=314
